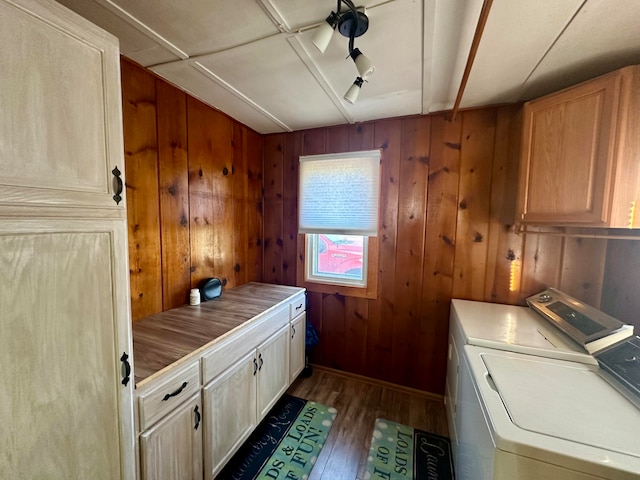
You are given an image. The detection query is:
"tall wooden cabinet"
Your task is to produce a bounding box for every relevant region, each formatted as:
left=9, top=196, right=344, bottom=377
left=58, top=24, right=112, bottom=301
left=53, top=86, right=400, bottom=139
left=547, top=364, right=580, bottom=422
left=518, top=65, right=640, bottom=227
left=0, top=0, right=135, bottom=478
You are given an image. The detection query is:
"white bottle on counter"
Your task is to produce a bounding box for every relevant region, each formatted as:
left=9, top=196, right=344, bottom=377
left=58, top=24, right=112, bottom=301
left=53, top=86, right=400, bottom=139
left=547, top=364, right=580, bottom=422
left=189, top=288, right=201, bottom=306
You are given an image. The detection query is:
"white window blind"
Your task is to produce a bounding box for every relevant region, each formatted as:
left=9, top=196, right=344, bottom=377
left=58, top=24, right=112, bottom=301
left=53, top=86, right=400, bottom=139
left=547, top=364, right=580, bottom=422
left=298, top=150, right=381, bottom=236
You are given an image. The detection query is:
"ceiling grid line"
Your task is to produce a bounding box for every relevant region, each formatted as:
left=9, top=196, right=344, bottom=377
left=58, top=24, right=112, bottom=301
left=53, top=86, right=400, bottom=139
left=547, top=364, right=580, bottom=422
left=516, top=0, right=590, bottom=100
left=286, top=35, right=355, bottom=125
left=192, top=61, right=293, bottom=132
left=95, top=0, right=189, bottom=59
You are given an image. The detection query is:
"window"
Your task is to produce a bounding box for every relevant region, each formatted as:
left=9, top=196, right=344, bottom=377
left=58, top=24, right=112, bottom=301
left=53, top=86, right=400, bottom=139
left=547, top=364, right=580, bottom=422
left=298, top=150, right=380, bottom=298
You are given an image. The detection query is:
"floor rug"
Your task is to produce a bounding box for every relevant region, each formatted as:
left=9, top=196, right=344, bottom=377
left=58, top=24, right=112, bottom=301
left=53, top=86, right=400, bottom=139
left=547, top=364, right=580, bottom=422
left=365, top=419, right=454, bottom=480
left=216, top=394, right=337, bottom=480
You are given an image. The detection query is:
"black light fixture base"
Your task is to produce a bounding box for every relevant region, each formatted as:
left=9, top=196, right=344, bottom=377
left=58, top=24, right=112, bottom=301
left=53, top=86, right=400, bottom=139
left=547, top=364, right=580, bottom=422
left=338, top=10, right=369, bottom=38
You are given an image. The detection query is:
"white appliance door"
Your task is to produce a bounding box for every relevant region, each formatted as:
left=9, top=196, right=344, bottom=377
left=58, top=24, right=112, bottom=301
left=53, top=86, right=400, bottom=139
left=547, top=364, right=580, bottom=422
left=465, top=346, right=640, bottom=479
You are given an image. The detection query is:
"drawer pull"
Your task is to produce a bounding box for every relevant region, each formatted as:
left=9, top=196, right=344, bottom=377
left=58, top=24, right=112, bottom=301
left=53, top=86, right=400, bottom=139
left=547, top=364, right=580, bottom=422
left=258, top=353, right=264, bottom=371
left=162, top=381, right=188, bottom=401
left=194, top=405, right=201, bottom=430
left=295, top=303, right=303, bottom=311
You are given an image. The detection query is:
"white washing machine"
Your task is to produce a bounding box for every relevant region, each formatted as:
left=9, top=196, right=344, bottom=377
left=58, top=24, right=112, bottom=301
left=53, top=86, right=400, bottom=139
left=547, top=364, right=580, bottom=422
left=458, top=345, right=640, bottom=479
left=446, top=289, right=640, bottom=479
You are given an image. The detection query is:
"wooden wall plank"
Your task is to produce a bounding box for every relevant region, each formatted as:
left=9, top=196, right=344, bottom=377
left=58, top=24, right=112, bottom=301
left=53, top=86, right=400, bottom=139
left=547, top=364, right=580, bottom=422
left=186, top=98, right=235, bottom=288
left=121, top=60, right=162, bottom=321
left=419, top=113, right=462, bottom=393
left=263, top=134, right=284, bottom=284
left=393, top=117, right=430, bottom=387
left=282, top=132, right=303, bottom=287
left=210, top=110, right=235, bottom=287
left=245, top=128, right=264, bottom=283
left=519, top=231, right=564, bottom=299
left=367, top=119, right=402, bottom=382
left=345, top=123, right=375, bottom=376
left=232, top=124, right=249, bottom=287
left=156, top=80, right=190, bottom=310
left=452, top=109, right=497, bottom=300
left=485, top=106, right=524, bottom=304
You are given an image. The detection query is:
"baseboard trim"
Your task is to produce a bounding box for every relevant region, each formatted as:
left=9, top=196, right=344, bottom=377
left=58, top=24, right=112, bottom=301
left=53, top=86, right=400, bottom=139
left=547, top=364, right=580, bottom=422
left=308, top=364, right=444, bottom=402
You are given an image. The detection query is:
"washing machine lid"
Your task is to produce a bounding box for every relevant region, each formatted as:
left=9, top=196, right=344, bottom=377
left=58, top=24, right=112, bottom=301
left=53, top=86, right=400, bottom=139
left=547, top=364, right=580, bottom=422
left=483, top=351, right=640, bottom=461
left=452, top=299, right=596, bottom=364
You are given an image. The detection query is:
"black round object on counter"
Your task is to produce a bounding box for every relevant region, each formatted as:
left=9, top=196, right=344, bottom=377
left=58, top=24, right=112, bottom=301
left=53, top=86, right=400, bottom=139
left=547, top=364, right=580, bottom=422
left=199, top=277, right=222, bottom=301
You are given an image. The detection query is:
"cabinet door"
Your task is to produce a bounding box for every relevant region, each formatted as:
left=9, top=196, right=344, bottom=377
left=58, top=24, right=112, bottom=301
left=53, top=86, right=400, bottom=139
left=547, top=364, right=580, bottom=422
left=518, top=72, right=621, bottom=225
left=140, top=394, right=203, bottom=480
left=202, top=350, right=257, bottom=480
left=0, top=0, right=124, bottom=210
left=0, top=218, right=135, bottom=479
left=257, top=325, right=290, bottom=420
left=290, top=312, right=306, bottom=382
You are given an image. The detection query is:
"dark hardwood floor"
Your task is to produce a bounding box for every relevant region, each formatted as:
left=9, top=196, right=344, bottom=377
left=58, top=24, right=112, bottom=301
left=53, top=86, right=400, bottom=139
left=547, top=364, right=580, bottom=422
left=286, top=366, right=449, bottom=480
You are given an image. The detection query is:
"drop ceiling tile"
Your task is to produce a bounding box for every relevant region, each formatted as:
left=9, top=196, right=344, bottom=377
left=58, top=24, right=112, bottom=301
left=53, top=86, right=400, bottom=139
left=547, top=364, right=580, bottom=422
left=521, top=0, right=640, bottom=100
left=151, top=60, right=289, bottom=134
left=191, top=33, right=350, bottom=131
left=55, top=0, right=180, bottom=65
left=108, top=0, right=280, bottom=57
left=460, top=0, right=585, bottom=108
left=427, top=0, right=484, bottom=112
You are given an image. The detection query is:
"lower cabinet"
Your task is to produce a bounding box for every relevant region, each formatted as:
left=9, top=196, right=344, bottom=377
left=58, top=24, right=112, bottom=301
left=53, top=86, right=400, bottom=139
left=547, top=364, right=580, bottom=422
left=290, top=312, right=306, bottom=382
left=203, top=324, right=290, bottom=479
left=140, top=394, right=203, bottom=480
left=202, top=350, right=258, bottom=479
left=134, top=287, right=307, bottom=480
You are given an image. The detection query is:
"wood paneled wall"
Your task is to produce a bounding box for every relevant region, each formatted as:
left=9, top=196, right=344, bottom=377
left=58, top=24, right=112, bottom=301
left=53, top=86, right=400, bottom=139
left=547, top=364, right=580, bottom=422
left=263, top=107, right=609, bottom=395
left=121, top=58, right=619, bottom=395
left=121, top=59, right=263, bottom=321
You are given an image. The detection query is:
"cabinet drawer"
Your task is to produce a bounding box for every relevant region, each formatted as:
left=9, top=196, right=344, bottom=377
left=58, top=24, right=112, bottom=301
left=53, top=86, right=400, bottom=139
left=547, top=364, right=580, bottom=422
left=138, top=361, right=201, bottom=431
left=289, top=292, right=306, bottom=319
left=201, top=303, right=288, bottom=384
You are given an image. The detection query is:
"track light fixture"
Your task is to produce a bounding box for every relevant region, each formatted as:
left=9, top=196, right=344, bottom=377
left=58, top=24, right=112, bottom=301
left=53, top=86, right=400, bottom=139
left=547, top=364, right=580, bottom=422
left=310, top=0, right=375, bottom=103
left=343, top=76, right=364, bottom=104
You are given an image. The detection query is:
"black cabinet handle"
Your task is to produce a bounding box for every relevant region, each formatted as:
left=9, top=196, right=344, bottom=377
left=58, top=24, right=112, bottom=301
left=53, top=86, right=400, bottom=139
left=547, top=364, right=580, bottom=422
left=292, top=325, right=296, bottom=339
left=253, top=357, right=258, bottom=376
left=194, top=405, right=201, bottom=430
left=295, top=303, right=303, bottom=311
left=162, top=381, right=188, bottom=401
left=258, top=353, right=263, bottom=371
left=120, top=352, right=131, bottom=387
left=112, top=166, right=123, bottom=205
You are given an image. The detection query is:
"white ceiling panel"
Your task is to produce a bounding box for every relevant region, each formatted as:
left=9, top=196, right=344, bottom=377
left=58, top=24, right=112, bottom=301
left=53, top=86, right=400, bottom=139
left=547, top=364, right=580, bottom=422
left=151, top=60, right=289, bottom=134
left=168, top=33, right=351, bottom=132
left=59, top=0, right=640, bottom=133
left=109, top=0, right=280, bottom=58
left=522, top=0, right=640, bottom=100
left=460, top=0, right=585, bottom=108
left=427, top=0, right=483, bottom=112
left=55, top=0, right=181, bottom=66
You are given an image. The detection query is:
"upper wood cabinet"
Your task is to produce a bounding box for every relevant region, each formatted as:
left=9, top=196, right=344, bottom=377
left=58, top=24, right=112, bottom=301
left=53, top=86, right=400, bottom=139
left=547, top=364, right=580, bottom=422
left=517, top=65, right=640, bottom=227
left=0, top=0, right=125, bottom=212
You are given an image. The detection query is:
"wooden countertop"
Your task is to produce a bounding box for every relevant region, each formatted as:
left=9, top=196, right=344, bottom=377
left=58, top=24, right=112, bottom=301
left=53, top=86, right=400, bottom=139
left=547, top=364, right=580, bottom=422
left=132, top=282, right=304, bottom=386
